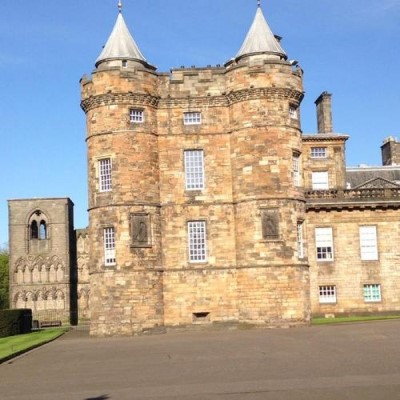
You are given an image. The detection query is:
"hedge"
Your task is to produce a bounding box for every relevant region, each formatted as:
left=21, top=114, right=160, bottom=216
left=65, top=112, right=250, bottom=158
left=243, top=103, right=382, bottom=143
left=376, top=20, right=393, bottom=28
left=0, top=309, right=32, bottom=338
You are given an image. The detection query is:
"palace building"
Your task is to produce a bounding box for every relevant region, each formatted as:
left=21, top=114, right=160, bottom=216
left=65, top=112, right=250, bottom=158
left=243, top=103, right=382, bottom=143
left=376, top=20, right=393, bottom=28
left=8, top=3, right=400, bottom=335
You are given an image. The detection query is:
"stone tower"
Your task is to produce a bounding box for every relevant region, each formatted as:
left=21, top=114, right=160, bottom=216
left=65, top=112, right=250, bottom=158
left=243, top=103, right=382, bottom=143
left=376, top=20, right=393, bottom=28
left=224, top=5, right=308, bottom=324
left=81, top=3, right=310, bottom=336
left=81, top=5, right=164, bottom=336
left=8, top=198, right=77, bottom=323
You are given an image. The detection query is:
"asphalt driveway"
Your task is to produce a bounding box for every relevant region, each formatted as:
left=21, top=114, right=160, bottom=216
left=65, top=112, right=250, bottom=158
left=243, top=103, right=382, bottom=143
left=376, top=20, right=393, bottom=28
left=1, top=320, right=400, bottom=399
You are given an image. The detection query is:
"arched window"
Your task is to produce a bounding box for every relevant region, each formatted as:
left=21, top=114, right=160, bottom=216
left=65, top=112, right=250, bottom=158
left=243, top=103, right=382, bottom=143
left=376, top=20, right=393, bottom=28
left=28, top=210, right=49, bottom=242
left=39, top=221, right=47, bottom=240
left=31, top=220, right=38, bottom=239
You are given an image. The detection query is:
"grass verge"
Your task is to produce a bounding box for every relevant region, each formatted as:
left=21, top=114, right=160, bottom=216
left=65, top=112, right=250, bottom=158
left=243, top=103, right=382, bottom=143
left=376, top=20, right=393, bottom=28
left=312, top=315, right=400, bottom=325
left=0, top=328, right=69, bottom=363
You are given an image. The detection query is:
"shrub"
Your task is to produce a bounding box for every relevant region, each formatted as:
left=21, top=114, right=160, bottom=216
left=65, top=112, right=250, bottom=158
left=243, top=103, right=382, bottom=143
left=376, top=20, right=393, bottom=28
left=0, top=309, right=32, bottom=338
left=0, top=250, right=9, bottom=309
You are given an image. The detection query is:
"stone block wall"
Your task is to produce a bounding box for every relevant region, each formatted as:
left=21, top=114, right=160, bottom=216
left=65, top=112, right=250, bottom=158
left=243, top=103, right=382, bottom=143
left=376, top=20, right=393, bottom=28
left=307, top=207, right=400, bottom=316
left=237, top=266, right=310, bottom=326
left=90, top=270, right=164, bottom=336
left=76, top=229, right=90, bottom=321
left=302, top=136, right=348, bottom=190
left=163, top=269, right=238, bottom=326
left=81, top=54, right=311, bottom=335
left=8, top=198, right=76, bottom=323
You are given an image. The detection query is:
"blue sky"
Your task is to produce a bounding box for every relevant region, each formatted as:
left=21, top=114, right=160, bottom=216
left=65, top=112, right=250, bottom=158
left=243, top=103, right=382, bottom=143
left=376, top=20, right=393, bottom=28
left=1, top=0, right=399, bottom=246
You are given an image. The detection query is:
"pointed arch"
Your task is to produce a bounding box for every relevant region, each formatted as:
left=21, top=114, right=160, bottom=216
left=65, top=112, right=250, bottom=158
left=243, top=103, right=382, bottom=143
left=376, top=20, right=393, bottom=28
left=55, top=290, right=65, bottom=310
left=25, top=291, right=35, bottom=311
left=36, top=290, right=47, bottom=311
left=27, top=209, right=50, bottom=241
left=14, top=257, right=26, bottom=272
left=14, top=292, right=25, bottom=308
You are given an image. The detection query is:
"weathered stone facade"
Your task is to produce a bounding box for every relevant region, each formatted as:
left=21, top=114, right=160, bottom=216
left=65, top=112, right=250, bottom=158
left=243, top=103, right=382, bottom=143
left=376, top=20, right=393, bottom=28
left=8, top=198, right=77, bottom=323
left=307, top=207, right=400, bottom=316
left=305, top=114, right=400, bottom=317
left=76, top=229, right=90, bottom=321
left=8, top=4, right=400, bottom=334
left=80, top=6, right=310, bottom=336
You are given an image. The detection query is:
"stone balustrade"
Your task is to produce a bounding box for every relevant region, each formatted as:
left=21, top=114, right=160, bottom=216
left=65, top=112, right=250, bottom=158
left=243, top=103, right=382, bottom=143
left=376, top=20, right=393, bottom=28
left=305, top=188, right=400, bottom=208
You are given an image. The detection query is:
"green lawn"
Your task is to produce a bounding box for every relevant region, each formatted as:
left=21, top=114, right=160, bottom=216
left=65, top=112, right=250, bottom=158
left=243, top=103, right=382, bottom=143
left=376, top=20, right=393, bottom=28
left=312, top=315, right=400, bottom=325
left=0, top=328, right=68, bottom=362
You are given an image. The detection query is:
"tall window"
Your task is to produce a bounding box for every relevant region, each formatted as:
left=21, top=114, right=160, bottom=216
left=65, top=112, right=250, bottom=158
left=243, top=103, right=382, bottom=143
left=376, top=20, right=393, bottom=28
left=359, top=226, right=378, bottom=261
left=311, top=147, right=327, bottom=158
left=104, top=227, right=116, bottom=266
left=99, top=158, right=112, bottom=192
left=39, top=221, right=47, bottom=240
left=184, top=150, right=204, bottom=190
left=184, top=112, right=202, bottom=125
left=29, top=210, right=48, bottom=241
left=297, top=221, right=305, bottom=259
left=31, top=220, right=38, bottom=239
left=363, top=284, right=381, bottom=302
left=129, top=109, right=144, bottom=123
left=312, top=171, right=329, bottom=190
left=315, top=227, right=333, bottom=261
left=293, top=153, right=301, bottom=187
left=188, top=221, right=207, bottom=263
left=319, top=286, right=337, bottom=304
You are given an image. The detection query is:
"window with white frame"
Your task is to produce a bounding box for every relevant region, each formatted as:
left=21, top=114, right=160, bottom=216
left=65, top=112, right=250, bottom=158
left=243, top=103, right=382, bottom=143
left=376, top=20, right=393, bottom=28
left=319, top=285, right=337, bottom=304
left=129, top=109, right=144, bottom=123
left=184, top=150, right=204, bottom=190
left=289, top=105, right=298, bottom=119
left=183, top=112, right=202, bottom=125
left=297, top=221, right=305, bottom=259
left=99, top=158, right=112, bottom=192
left=359, top=226, right=378, bottom=261
left=315, top=227, right=333, bottom=261
left=311, top=147, right=327, bottom=158
left=188, top=221, right=207, bottom=263
left=104, top=227, right=116, bottom=266
left=311, top=171, right=329, bottom=190
left=293, top=153, right=301, bottom=187
left=363, top=284, right=381, bottom=302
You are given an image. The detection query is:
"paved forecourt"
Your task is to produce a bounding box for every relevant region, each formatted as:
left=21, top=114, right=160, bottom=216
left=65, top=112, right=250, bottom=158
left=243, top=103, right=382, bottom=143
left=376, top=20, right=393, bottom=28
left=1, top=321, right=400, bottom=400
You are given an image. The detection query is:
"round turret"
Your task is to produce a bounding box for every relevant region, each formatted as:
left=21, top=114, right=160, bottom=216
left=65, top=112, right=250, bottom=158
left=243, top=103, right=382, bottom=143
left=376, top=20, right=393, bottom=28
left=80, top=6, right=163, bottom=336
left=225, top=4, right=310, bottom=325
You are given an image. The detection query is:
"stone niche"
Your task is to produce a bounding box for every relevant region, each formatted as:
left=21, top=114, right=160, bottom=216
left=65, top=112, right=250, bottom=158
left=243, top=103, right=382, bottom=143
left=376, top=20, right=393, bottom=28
left=130, top=213, right=152, bottom=248
left=261, top=209, right=280, bottom=240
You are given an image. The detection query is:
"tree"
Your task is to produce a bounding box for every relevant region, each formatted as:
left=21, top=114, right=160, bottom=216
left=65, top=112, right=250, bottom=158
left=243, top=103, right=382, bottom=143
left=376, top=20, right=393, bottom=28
left=0, top=248, right=9, bottom=309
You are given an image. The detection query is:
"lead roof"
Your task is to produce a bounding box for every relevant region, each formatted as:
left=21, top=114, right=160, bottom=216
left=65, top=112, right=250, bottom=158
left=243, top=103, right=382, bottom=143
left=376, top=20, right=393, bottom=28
left=235, top=6, right=287, bottom=61
left=95, top=11, right=148, bottom=67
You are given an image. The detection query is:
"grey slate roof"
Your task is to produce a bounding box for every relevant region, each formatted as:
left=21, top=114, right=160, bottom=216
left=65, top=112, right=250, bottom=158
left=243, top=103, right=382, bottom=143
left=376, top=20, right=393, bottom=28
left=346, top=166, right=400, bottom=188
left=95, top=12, right=147, bottom=67
left=236, top=6, right=287, bottom=60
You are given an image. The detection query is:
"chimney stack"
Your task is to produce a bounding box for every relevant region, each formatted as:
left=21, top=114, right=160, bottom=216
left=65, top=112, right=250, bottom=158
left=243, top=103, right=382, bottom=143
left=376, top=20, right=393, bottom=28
left=315, top=91, right=333, bottom=134
left=381, top=136, right=400, bottom=166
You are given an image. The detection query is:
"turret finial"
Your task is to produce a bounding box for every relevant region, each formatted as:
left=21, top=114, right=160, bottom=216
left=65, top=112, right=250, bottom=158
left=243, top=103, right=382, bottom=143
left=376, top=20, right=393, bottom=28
left=118, top=0, right=122, bottom=13
left=257, top=0, right=261, bottom=8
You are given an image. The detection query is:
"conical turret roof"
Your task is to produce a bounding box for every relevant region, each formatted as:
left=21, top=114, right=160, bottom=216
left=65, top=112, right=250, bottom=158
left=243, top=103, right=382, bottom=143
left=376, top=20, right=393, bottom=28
left=235, top=6, right=287, bottom=61
left=95, top=11, right=152, bottom=68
